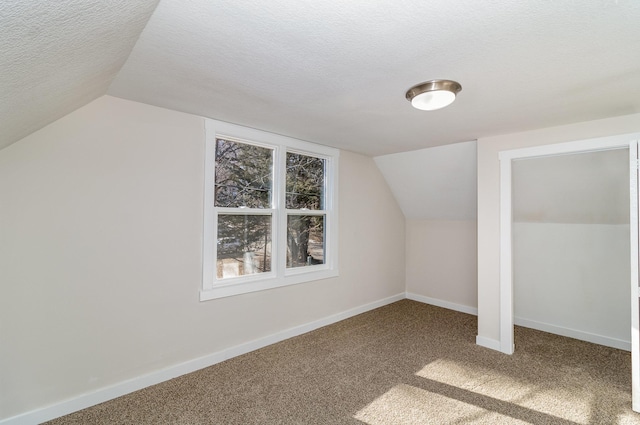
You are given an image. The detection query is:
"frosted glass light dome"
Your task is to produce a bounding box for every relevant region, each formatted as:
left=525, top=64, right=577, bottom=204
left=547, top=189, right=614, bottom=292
left=406, top=80, right=462, bottom=111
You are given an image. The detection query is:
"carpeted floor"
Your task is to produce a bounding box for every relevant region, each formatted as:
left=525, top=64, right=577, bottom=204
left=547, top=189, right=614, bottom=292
left=46, top=300, right=640, bottom=424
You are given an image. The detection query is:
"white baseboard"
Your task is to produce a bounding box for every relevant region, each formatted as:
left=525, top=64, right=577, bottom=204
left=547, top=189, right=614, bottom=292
left=405, top=294, right=498, bottom=352
left=514, top=316, right=631, bottom=352
left=475, top=335, right=502, bottom=351
left=1, top=293, right=405, bottom=425
left=406, top=292, right=478, bottom=316
left=475, top=319, right=631, bottom=354
left=403, top=293, right=632, bottom=352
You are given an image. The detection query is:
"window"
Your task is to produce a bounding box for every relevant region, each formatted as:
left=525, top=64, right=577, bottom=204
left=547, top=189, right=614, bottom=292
left=214, top=139, right=273, bottom=279
left=202, top=119, right=339, bottom=300
left=286, top=152, right=326, bottom=269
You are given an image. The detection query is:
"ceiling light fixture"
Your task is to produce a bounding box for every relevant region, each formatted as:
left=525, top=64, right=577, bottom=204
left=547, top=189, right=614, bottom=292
left=406, top=79, right=462, bottom=111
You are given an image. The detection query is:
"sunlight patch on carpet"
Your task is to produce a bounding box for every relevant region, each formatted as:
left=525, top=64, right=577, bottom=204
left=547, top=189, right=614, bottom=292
left=354, top=384, right=530, bottom=425
left=618, top=411, right=640, bottom=424
left=417, top=359, right=530, bottom=400
left=415, top=359, right=592, bottom=424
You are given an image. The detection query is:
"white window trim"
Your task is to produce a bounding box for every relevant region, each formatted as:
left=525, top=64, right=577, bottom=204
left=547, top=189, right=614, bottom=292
left=201, top=119, right=339, bottom=301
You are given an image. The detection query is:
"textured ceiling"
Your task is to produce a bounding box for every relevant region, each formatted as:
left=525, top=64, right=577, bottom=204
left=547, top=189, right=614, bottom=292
left=109, top=0, right=640, bottom=156
left=0, top=0, right=159, bottom=151
left=2, top=1, right=640, bottom=156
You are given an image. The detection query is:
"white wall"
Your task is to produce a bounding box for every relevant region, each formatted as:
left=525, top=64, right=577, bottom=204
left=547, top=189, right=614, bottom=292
left=511, top=149, right=630, bottom=349
left=512, top=149, right=629, bottom=225
left=405, top=219, right=477, bottom=312
left=477, top=112, right=640, bottom=348
left=513, top=222, right=630, bottom=348
left=375, top=142, right=478, bottom=312
left=0, top=96, right=406, bottom=421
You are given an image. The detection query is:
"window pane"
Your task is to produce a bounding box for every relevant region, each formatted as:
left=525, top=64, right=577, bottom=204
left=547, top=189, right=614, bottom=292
left=286, top=152, right=325, bottom=210
left=217, top=214, right=271, bottom=279
left=287, top=215, right=324, bottom=268
left=215, top=139, right=273, bottom=208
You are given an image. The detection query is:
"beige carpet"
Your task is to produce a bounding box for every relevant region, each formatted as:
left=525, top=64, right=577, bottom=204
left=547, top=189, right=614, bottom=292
left=46, top=300, right=640, bottom=424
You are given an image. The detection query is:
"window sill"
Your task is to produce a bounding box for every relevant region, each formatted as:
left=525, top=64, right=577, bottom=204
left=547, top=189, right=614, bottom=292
left=199, top=268, right=339, bottom=301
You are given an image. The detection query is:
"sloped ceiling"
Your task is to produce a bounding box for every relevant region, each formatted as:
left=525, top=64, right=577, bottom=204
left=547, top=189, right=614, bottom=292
left=2, top=1, right=640, bottom=156
left=513, top=148, right=629, bottom=224
left=375, top=141, right=477, bottom=220
left=0, top=0, right=159, bottom=151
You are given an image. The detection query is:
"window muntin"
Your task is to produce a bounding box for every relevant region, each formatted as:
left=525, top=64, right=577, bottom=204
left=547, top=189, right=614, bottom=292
left=202, top=119, right=338, bottom=301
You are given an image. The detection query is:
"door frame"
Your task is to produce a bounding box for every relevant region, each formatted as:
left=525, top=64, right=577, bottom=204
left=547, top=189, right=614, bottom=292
left=498, top=133, right=640, bottom=411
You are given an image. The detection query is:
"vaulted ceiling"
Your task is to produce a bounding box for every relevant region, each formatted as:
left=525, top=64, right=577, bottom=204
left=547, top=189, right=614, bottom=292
left=0, top=0, right=160, bottom=152
left=2, top=1, right=640, bottom=156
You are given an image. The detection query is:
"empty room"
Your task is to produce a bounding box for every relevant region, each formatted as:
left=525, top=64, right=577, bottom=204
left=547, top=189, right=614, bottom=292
left=2, top=1, right=640, bottom=424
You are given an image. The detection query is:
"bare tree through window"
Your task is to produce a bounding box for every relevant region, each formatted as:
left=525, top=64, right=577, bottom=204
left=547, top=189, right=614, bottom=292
left=214, top=139, right=273, bottom=278
left=213, top=139, right=328, bottom=278
left=286, top=152, right=326, bottom=268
